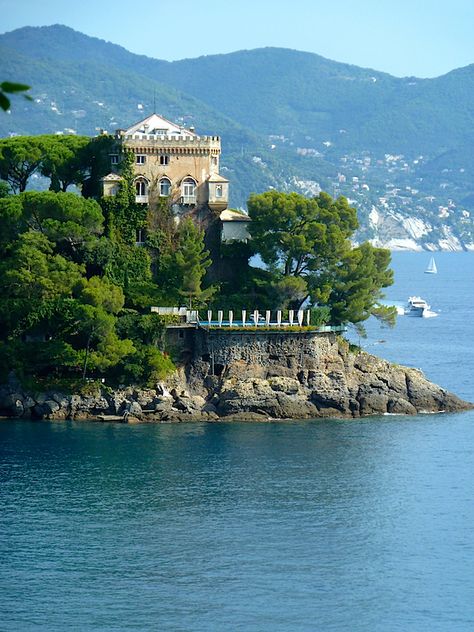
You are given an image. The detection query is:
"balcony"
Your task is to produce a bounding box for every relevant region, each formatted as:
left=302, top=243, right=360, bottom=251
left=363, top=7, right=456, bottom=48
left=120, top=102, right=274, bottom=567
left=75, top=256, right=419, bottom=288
left=135, top=195, right=149, bottom=204
left=180, top=195, right=197, bottom=205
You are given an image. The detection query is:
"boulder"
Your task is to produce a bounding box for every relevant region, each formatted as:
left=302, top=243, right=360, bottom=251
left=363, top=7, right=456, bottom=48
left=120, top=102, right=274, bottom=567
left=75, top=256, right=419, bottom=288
left=267, top=376, right=300, bottom=395
left=9, top=396, right=24, bottom=417
left=126, top=401, right=142, bottom=416
left=108, top=394, right=128, bottom=415
left=387, top=397, right=417, bottom=415
left=358, top=393, right=389, bottom=416
left=154, top=401, right=173, bottom=413
left=43, top=399, right=61, bottom=414
left=134, top=389, right=158, bottom=409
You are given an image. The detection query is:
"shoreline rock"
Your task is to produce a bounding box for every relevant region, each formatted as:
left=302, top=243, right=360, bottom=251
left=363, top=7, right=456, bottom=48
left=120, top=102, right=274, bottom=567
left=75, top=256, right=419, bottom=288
left=0, top=338, right=471, bottom=422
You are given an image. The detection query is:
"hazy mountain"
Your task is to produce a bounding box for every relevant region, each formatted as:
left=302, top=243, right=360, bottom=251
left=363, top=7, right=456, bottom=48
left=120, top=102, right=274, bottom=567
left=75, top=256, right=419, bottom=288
left=1, top=24, right=474, bottom=249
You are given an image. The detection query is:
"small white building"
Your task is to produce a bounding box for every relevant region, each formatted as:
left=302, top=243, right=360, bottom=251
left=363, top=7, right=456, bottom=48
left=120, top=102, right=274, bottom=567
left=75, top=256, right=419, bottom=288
left=220, top=209, right=251, bottom=243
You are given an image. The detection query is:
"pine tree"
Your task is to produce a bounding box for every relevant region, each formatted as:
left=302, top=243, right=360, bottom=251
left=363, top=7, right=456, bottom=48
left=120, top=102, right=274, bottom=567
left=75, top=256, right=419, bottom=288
left=175, top=219, right=215, bottom=308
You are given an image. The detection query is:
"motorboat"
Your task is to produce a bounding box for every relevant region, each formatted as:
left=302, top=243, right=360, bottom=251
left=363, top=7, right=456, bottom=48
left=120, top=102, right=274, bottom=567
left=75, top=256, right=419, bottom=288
left=405, top=296, right=430, bottom=317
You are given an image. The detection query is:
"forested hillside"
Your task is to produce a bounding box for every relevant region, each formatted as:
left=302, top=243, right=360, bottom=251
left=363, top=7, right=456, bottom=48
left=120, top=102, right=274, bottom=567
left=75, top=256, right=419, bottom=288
left=1, top=25, right=474, bottom=249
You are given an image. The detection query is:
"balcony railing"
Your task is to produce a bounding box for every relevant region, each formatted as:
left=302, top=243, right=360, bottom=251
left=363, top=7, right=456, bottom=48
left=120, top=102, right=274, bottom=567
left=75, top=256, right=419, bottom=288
left=135, top=195, right=149, bottom=204
left=180, top=195, right=197, bottom=205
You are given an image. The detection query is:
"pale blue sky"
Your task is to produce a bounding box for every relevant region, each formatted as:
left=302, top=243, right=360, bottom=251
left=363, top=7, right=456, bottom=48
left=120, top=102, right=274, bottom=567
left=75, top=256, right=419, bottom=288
left=1, top=0, right=474, bottom=77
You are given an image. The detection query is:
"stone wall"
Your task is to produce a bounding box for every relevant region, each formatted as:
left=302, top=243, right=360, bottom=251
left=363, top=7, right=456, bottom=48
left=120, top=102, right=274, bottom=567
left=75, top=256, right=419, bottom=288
left=194, top=329, right=336, bottom=374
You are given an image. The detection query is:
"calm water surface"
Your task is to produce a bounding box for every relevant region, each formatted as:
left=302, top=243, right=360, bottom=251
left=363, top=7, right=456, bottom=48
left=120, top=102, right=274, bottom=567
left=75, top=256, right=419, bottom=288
left=1, top=253, right=474, bottom=631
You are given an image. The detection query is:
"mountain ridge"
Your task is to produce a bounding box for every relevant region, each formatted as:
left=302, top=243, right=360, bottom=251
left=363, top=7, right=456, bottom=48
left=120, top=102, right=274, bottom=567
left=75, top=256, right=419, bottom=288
left=1, top=24, right=474, bottom=250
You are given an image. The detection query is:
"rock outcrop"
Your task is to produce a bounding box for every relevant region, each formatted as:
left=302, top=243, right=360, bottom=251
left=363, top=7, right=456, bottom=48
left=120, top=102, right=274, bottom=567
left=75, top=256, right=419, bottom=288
left=0, top=335, right=471, bottom=422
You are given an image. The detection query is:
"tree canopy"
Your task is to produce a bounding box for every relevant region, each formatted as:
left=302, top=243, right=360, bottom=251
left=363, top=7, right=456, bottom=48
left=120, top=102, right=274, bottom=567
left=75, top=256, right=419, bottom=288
left=247, top=190, right=394, bottom=325
left=174, top=219, right=215, bottom=308
left=39, top=135, right=91, bottom=192
left=0, top=130, right=396, bottom=389
left=0, top=136, right=44, bottom=193
left=0, top=146, right=178, bottom=387
left=0, top=134, right=113, bottom=195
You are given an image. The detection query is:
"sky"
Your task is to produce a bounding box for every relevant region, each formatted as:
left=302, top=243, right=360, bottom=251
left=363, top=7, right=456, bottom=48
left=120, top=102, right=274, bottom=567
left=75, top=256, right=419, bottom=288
left=1, top=0, right=474, bottom=78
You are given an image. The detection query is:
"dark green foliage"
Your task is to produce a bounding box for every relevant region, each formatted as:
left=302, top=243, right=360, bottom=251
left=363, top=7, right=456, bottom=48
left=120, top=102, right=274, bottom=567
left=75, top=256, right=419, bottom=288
left=322, top=242, right=396, bottom=326
left=309, top=307, right=331, bottom=326
left=0, top=135, right=44, bottom=192
left=39, top=135, right=91, bottom=192
left=174, top=219, right=215, bottom=307
left=79, top=135, right=116, bottom=198
left=0, top=80, right=31, bottom=111
left=104, top=242, right=152, bottom=290
left=144, top=215, right=217, bottom=308
left=0, top=179, right=10, bottom=197
left=99, top=149, right=148, bottom=244
left=0, top=133, right=114, bottom=196
left=0, top=231, right=85, bottom=300
left=116, top=312, right=166, bottom=346
left=73, top=275, right=125, bottom=314
left=0, top=194, right=22, bottom=252
left=119, top=345, right=175, bottom=387
left=246, top=190, right=394, bottom=327
left=0, top=163, right=175, bottom=386
left=114, top=311, right=175, bottom=385
left=18, top=191, right=104, bottom=247
left=210, top=266, right=279, bottom=312
left=248, top=190, right=358, bottom=276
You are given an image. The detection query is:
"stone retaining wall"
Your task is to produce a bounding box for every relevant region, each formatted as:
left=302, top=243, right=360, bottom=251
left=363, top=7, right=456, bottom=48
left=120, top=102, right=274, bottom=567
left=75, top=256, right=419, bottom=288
left=194, top=329, right=336, bottom=372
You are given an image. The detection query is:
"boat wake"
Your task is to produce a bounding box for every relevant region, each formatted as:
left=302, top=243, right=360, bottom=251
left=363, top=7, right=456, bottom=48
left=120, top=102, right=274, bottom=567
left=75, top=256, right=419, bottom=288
left=380, top=300, right=439, bottom=318
left=422, top=309, right=438, bottom=318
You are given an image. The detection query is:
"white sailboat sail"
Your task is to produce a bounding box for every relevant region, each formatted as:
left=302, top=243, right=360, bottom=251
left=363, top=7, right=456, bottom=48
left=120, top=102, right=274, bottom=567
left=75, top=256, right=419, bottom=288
left=425, top=256, right=437, bottom=274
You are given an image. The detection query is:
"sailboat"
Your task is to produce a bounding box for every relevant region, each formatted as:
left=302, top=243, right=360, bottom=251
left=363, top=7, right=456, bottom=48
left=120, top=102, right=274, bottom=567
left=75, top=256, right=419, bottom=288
left=425, top=256, right=437, bottom=274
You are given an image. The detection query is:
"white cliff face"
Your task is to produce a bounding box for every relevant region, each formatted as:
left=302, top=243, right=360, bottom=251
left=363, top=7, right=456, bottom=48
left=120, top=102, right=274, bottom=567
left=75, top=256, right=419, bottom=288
left=437, top=226, right=463, bottom=251
left=362, top=203, right=468, bottom=251
left=400, top=216, right=430, bottom=240
left=371, top=238, right=423, bottom=251
left=291, top=177, right=322, bottom=197
left=276, top=168, right=471, bottom=251
left=368, top=206, right=379, bottom=226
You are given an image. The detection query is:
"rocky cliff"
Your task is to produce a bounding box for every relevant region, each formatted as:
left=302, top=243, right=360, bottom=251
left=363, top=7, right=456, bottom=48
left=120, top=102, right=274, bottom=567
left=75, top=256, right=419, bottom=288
left=0, top=332, right=470, bottom=422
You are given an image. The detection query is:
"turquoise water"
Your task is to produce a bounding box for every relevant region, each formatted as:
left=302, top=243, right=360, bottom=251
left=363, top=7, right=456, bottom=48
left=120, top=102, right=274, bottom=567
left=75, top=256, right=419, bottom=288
left=1, top=252, right=474, bottom=631
left=363, top=251, right=474, bottom=402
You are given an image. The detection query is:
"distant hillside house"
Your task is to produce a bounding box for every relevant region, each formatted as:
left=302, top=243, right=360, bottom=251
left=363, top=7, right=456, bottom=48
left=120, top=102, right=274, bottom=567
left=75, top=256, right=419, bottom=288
left=101, top=113, right=249, bottom=242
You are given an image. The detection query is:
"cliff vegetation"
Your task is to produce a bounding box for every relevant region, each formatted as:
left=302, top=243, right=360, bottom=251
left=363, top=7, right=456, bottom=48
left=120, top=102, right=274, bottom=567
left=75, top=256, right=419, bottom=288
left=0, top=133, right=395, bottom=391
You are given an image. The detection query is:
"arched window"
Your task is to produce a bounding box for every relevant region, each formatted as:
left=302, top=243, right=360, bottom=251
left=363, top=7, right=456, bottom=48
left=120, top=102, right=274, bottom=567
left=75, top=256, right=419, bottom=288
left=159, top=177, right=171, bottom=197
left=136, top=179, right=147, bottom=196
left=183, top=178, right=196, bottom=198
left=135, top=178, right=148, bottom=202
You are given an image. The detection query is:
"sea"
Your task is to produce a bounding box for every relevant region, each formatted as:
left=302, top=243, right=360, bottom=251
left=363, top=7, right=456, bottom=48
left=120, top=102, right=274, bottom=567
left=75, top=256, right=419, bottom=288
left=1, top=252, right=474, bottom=631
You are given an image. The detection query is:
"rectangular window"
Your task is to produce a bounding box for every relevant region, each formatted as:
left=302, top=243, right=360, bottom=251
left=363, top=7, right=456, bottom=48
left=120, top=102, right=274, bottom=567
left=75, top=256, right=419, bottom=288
left=159, top=155, right=169, bottom=165
left=136, top=155, right=146, bottom=165
left=110, top=154, right=119, bottom=164
left=135, top=229, right=146, bottom=244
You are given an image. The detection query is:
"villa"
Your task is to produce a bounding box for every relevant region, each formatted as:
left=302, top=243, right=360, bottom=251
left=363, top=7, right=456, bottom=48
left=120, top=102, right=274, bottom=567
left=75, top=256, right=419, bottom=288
left=101, top=113, right=250, bottom=243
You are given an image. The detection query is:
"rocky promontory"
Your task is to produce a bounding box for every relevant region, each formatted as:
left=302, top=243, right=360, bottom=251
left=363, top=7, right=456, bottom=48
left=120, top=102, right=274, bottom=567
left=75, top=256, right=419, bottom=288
left=0, top=332, right=471, bottom=422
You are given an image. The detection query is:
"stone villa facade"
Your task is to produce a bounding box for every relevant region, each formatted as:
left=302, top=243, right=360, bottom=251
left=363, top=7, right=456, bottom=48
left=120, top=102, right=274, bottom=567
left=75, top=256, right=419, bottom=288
left=101, top=113, right=249, bottom=242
